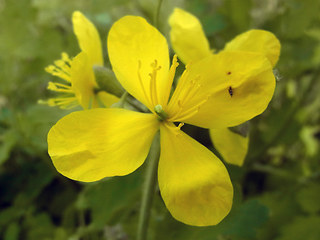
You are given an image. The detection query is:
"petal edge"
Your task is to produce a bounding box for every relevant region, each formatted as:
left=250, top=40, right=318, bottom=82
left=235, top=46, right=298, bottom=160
left=48, top=108, right=159, bottom=182
left=158, top=123, right=233, bottom=226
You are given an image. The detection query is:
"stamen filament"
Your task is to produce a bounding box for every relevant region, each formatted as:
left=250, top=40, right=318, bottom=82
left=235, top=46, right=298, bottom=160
left=137, top=60, right=153, bottom=107
left=149, top=60, right=161, bottom=106
left=177, top=77, right=201, bottom=107
left=45, top=65, right=71, bottom=82
left=54, top=59, right=71, bottom=74
left=162, top=122, right=184, bottom=136
left=162, top=55, right=179, bottom=106
left=166, top=67, right=190, bottom=111
left=47, top=82, right=73, bottom=93
left=40, top=97, right=78, bottom=109
left=169, top=95, right=210, bottom=122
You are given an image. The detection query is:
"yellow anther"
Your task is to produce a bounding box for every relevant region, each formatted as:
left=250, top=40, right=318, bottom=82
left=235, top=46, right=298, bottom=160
left=45, top=54, right=72, bottom=82
left=39, top=96, right=78, bottom=109
left=177, top=122, right=184, bottom=129
left=47, top=82, right=72, bottom=93
left=149, top=59, right=161, bottom=106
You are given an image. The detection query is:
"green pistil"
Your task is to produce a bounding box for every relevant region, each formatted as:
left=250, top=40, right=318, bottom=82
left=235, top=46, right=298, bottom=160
left=154, top=104, right=168, bottom=121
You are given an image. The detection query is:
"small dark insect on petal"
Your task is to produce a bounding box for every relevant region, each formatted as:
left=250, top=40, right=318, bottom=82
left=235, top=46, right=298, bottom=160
left=228, top=86, right=233, bottom=97
left=227, top=71, right=232, bottom=75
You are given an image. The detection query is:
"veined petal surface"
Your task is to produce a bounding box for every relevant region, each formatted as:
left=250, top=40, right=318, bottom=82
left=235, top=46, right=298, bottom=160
left=169, top=8, right=211, bottom=64
left=108, top=16, right=170, bottom=110
left=72, top=11, right=103, bottom=66
left=224, top=29, right=281, bottom=67
left=48, top=108, right=159, bottom=182
left=158, top=123, right=233, bottom=226
left=210, top=128, right=249, bottom=166
left=168, top=51, right=275, bottom=129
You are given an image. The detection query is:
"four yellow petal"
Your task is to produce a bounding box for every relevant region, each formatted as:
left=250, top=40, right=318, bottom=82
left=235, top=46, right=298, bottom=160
left=158, top=123, right=233, bottom=226
left=48, top=108, right=159, bottom=182
left=169, top=8, right=212, bottom=64
left=210, top=128, right=249, bottom=166
left=108, top=16, right=170, bottom=110
left=46, top=10, right=280, bottom=227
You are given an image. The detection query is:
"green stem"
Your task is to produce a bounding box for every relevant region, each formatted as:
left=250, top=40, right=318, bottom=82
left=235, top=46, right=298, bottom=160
left=126, top=95, right=149, bottom=112
left=118, top=92, right=129, bottom=108
left=154, top=0, right=163, bottom=28
left=252, top=163, right=296, bottom=180
left=137, top=132, right=160, bottom=240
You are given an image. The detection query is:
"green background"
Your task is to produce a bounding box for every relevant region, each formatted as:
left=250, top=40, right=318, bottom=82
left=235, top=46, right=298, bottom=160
left=0, top=0, right=320, bottom=239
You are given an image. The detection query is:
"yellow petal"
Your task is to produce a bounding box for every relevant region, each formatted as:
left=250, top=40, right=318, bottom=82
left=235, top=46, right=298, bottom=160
left=97, top=91, right=119, bottom=108
left=108, top=16, right=170, bottom=110
left=158, top=123, right=233, bottom=226
left=48, top=108, right=159, bottom=182
left=72, top=11, right=103, bottom=66
left=71, top=52, right=98, bottom=109
left=169, top=8, right=212, bottom=64
left=224, top=29, right=281, bottom=67
left=168, top=51, right=275, bottom=129
left=210, top=128, right=249, bottom=166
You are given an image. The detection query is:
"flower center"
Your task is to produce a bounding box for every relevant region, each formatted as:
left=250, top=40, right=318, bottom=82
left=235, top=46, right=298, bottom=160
left=154, top=104, right=168, bottom=121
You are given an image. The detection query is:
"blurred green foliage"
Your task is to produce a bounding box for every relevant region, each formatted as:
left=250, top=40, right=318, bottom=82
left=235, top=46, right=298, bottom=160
left=0, top=0, right=320, bottom=239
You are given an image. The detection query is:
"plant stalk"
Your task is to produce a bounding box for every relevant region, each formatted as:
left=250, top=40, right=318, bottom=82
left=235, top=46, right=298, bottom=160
left=154, top=0, right=163, bottom=28
left=137, top=132, right=160, bottom=240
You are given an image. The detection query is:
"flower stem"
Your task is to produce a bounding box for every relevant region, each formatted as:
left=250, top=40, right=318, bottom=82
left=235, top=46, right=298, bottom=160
left=154, top=0, right=163, bottom=28
left=137, top=131, right=160, bottom=240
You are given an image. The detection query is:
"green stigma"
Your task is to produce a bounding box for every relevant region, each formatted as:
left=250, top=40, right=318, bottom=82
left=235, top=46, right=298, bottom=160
left=154, top=104, right=168, bottom=121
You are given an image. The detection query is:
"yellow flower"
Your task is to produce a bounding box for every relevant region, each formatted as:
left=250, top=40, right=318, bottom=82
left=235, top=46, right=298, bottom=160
left=43, top=11, right=118, bottom=109
left=169, top=8, right=281, bottom=166
left=48, top=16, right=277, bottom=226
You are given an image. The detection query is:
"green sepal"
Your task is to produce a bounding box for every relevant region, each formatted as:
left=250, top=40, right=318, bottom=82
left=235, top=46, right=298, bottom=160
left=93, top=65, right=125, bottom=98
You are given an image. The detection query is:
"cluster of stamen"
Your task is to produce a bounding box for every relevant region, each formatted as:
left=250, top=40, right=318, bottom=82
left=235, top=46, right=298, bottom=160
left=45, top=53, right=72, bottom=82
left=43, top=53, right=78, bottom=109
left=137, top=59, right=166, bottom=119
left=137, top=56, right=211, bottom=125
left=167, top=67, right=211, bottom=122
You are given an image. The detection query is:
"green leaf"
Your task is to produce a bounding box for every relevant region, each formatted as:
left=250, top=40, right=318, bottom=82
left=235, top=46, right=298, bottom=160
left=153, top=199, right=269, bottom=240
left=17, top=105, right=69, bottom=153
left=222, top=199, right=269, bottom=238
left=296, top=183, right=320, bottom=214
left=256, top=191, right=301, bottom=240
left=4, top=222, right=19, bottom=240
left=223, top=0, right=252, bottom=32
left=0, top=129, right=17, bottom=165
left=24, top=213, right=55, bottom=240
left=280, top=0, right=320, bottom=38
left=0, top=207, right=24, bottom=227
left=300, top=126, right=319, bottom=157
left=276, top=216, right=320, bottom=240
left=80, top=171, right=142, bottom=228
